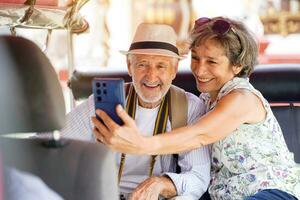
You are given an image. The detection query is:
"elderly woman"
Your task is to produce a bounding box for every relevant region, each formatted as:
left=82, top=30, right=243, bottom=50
left=93, top=17, right=300, bottom=200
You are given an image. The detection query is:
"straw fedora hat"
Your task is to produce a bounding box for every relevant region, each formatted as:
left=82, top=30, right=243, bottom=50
left=120, top=23, right=185, bottom=59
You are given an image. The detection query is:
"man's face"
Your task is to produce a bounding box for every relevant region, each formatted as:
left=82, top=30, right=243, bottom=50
left=127, top=54, right=178, bottom=108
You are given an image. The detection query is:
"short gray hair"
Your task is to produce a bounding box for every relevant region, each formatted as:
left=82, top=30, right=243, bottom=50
left=190, top=17, right=259, bottom=77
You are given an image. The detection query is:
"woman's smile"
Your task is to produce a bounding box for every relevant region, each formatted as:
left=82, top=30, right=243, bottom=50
left=197, top=77, right=214, bottom=83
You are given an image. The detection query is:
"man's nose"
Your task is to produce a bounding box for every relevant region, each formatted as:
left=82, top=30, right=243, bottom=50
left=145, top=66, right=159, bottom=81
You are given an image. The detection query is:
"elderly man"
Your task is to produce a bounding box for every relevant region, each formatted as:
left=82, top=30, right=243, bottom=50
left=57, top=23, right=210, bottom=200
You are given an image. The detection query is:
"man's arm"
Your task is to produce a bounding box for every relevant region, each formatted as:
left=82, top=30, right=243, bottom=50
left=130, top=92, right=210, bottom=200
left=163, top=147, right=210, bottom=199
left=130, top=147, right=210, bottom=200
left=123, top=146, right=211, bottom=200
left=162, top=92, right=210, bottom=199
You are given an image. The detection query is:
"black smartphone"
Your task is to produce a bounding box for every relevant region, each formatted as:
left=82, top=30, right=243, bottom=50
left=92, top=78, right=125, bottom=125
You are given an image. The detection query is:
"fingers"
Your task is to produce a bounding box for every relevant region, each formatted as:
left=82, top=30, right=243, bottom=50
left=130, top=189, right=158, bottom=200
left=130, top=177, right=160, bottom=200
left=130, top=188, right=144, bottom=200
left=130, top=180, right=146, bottom=200
left=92, top=107, right=144, bottom=154
left=93, top=128, right=105, bottom=145
left=95, top=109, right=119, bottom=133
left=92, top=116, right=110, bottom=144
left=92, top=116, right=108, bottom=132
left=116, top=105, right=136, bottom=127
left=94, top=127, right=104, bottom=143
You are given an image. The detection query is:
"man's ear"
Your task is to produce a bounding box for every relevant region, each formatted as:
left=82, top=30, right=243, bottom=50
left=126, top=56, right=132, bottom=77
left=171, top=61, right=179, bottom=80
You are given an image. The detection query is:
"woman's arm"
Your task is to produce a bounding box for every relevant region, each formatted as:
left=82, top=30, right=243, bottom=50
left=93, top=89, right=265, bottom=155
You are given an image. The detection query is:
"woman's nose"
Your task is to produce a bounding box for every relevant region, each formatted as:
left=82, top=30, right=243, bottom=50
left=193, top=61, right=207, bottom=76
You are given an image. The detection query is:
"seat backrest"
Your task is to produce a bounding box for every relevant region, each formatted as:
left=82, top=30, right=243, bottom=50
left=0, top=138, right=119, bottom=200
left=0, top=36, right=119, bottom=200
left=270, top=106, right=300, bottom=163
left=250, top=64, right=300, bottom=163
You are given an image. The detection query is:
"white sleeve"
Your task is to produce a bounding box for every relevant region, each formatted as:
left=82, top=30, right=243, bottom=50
left=164, top=92, right=210, bottom=200
left=185, top=92, right=206, bottom=125
left=38, top=95, right=95, bottom=141
left=60, top=95, right=95, bottom=141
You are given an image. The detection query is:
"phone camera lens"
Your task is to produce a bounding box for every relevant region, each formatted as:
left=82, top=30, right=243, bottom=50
left=97, top=89, right=101, bottom=95
left=96, top=82, right=101, bottom=88
left=97, top=97, right=102, bottom=102
left=102, top=83, right=107, bottom=87
left=103, top=89, right=107, bottom=95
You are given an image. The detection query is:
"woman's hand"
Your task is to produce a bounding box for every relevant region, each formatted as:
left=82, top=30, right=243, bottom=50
left=92, top=105, right=148, bottom=154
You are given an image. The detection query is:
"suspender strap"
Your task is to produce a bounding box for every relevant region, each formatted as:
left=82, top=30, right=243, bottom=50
left=118, top=85, right=137, bottom=183
left=169, top=85, right=188, bottom=173
left=125, top=85, right=137, bottom=119
left=124, top=82, right=131, bottom=97
left=169, top=85, right=188, bottom=128
left=149, top=91, right=169, bottom=176
left=118, top=83, right=170, bottom=183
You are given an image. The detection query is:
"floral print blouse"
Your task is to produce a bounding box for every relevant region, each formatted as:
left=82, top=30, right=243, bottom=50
left=200, top=77, right=300, bottom=200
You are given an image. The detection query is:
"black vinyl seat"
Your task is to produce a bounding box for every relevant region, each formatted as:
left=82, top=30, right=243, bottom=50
left=249, top=64, right=300, bottom=163
left=271, top=106, right=300, bottom=162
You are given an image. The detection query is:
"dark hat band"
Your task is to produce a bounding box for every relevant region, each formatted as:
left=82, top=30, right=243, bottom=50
left=129, top=41, right=179, bottom=55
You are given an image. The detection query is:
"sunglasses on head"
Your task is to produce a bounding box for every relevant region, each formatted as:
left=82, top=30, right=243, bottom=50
left=194, top=17, right=237, bottom=35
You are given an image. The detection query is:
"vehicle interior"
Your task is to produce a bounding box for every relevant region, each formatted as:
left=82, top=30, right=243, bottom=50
left=0, top=0, right=300, bottom=199
left=0, top=36, right=118, bottom=200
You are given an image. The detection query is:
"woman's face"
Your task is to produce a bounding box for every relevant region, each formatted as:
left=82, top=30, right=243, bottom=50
left=191, top=38, right=241, bottom=101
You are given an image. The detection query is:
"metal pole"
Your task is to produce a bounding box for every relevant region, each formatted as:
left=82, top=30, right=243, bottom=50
left=67, top=30, right=76, bottom=110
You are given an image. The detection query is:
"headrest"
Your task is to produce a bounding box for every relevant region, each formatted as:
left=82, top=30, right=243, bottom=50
left=0, top=138, right=119, bottom=200
left=0, top=36, right=65, bottom=134
left=250, top=64, right=300, bottom=103
left=69, top=69, right=132, bottom=100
